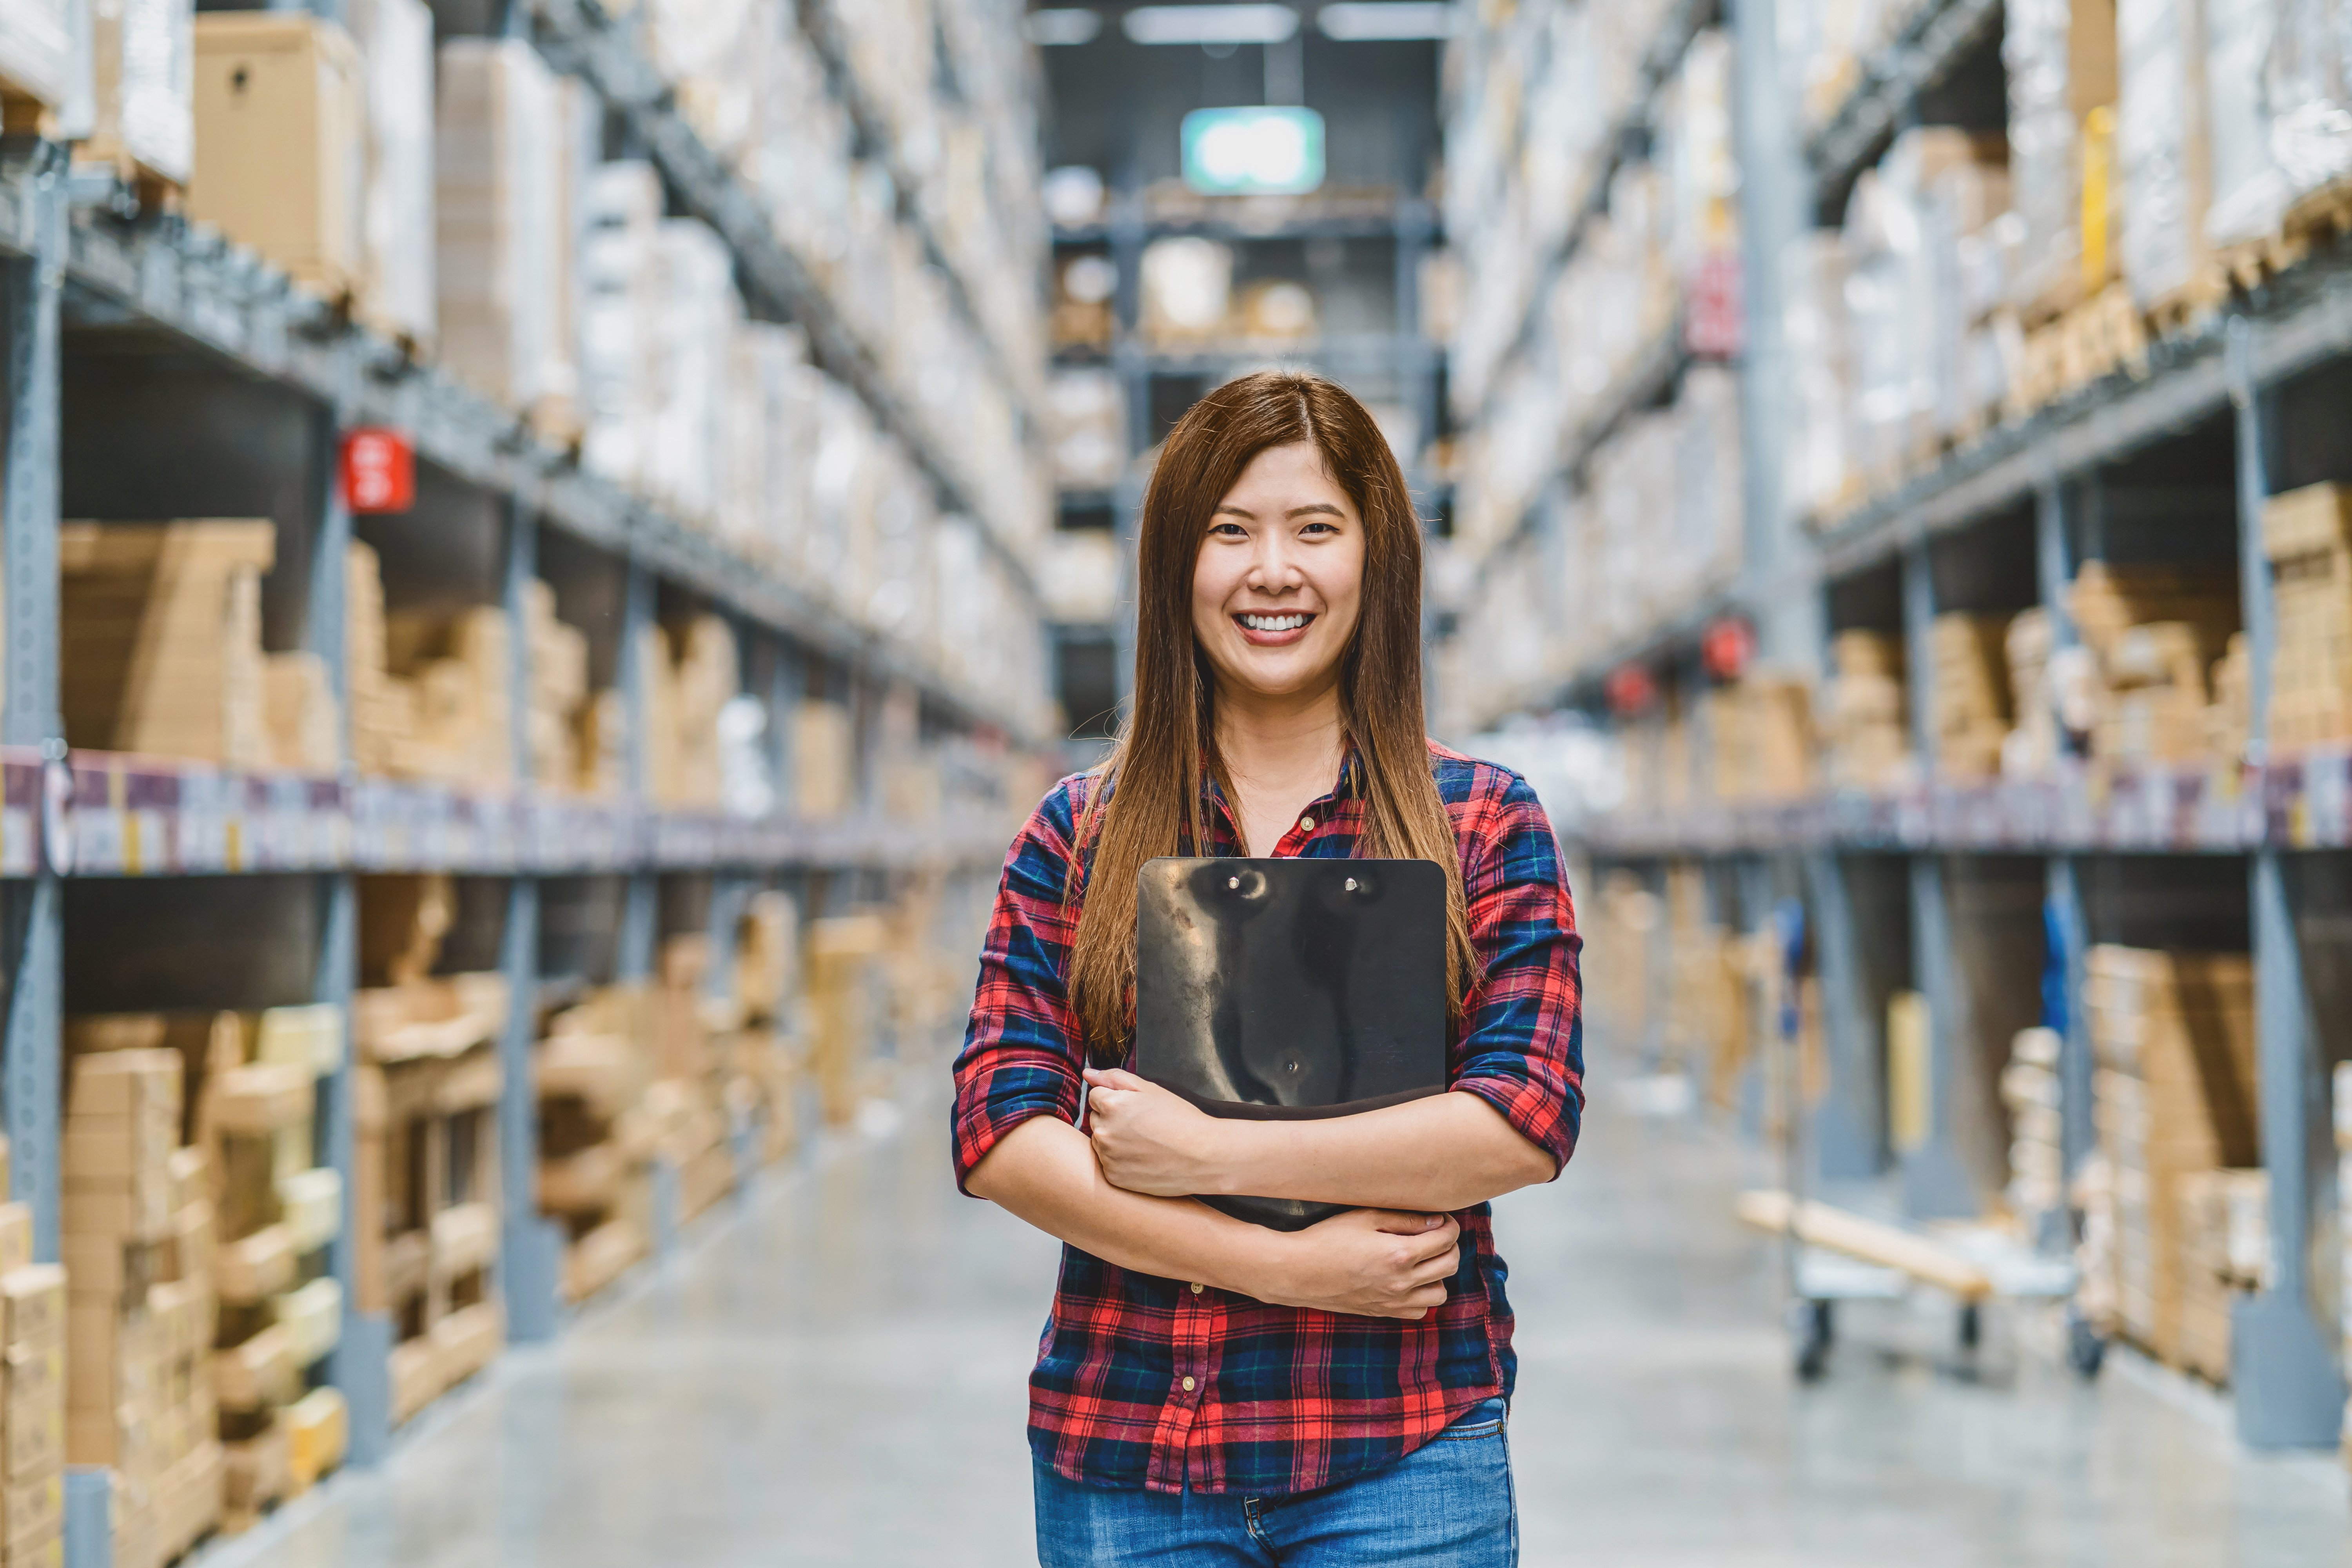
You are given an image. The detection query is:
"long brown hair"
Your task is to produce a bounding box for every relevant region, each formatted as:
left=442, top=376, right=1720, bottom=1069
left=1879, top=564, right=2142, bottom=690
left=1065, top=370, right=1475, bottom=1064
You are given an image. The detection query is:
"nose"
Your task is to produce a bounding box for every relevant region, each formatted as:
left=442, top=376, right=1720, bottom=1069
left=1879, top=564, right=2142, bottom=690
left=1245, top=529, right=1303, bottom=593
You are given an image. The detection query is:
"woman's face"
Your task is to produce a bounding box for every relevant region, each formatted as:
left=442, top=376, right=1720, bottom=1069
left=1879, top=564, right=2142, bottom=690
left=1191, top=441, right=1365, bottom=704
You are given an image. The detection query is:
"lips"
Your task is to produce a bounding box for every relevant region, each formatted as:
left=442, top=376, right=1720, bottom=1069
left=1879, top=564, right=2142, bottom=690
left=1235, top=610, right=1314, bottom=646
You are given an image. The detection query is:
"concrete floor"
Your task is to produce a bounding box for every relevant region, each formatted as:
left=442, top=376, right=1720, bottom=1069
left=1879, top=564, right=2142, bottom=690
left=207, top=1059, right=2352, bottom=1568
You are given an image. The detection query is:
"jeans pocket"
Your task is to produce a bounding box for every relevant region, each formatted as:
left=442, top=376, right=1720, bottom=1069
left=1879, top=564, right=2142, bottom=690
left=1430, top=1396, right=1508, bottom=1441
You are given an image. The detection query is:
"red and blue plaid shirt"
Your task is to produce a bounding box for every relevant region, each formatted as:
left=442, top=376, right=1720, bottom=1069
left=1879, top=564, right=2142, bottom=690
left=952, top=741, right=1584, bottom=1495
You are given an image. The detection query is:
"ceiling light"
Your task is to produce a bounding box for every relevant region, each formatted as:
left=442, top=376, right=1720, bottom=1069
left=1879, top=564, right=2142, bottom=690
left=1025, top=8, right=1103, bottom=45
left=1316, top=2, right=1458, bottom=40
left=1182, top=106, right=1326, bottom=195
left=1123, top=5, right=1299, bottom=45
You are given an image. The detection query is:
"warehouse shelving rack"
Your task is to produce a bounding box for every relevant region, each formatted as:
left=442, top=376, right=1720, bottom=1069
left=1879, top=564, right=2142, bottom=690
left=1466, top=0, right=2351, bottom=1450
left=0, top=0, right=1047, bottom=1548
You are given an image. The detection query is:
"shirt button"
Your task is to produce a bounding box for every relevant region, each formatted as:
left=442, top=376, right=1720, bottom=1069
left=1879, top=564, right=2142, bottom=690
left=1182, top=1376, right=1196, bottom=1392
left=1298, top=816, right=1314, bottom=833
left=1190, top=1282, right=1204, bottom=1295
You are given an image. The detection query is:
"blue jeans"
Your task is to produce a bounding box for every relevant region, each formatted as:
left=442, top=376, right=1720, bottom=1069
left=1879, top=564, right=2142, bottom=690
left=1033, top=1398, right=1516, bottom=1566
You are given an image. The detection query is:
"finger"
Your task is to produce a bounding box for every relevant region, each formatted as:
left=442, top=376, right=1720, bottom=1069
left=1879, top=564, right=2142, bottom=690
left=1406, top=1246, right=1462, bottom=1288
left=1083, top=1067, right=1153, bottom=1093
left=1368, top=1210, right=1449, bottom=1235
left=1402, top=1221, right=1462, bottom=1264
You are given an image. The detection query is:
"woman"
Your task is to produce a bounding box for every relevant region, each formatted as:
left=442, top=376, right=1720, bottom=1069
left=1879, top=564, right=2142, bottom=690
left=953, top=370, right=1583, bottom=1565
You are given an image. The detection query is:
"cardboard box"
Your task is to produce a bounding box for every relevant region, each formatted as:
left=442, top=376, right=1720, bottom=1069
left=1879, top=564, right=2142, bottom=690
left=191, top=14, right=365, bottom=298
left=0, top=1267, right=63, bottom=1350
left=436, top=37, right=568, bottom=410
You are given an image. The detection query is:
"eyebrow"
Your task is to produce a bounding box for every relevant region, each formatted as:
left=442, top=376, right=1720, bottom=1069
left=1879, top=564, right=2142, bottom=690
left=1212, top=502, right=1349, bottom=520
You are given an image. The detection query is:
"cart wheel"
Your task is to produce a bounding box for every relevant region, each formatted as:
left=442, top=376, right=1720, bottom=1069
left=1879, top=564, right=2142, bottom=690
left=2065, top=1310, right=2106, bottom=1379
left=1793, top=1299, right=1833, bottom=1382
left=1957, top=1301, right=1982, bottom=1351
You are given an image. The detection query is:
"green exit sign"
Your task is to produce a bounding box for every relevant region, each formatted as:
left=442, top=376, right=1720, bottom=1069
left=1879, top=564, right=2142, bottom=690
left=1181, top=107, right=1326, bottom=196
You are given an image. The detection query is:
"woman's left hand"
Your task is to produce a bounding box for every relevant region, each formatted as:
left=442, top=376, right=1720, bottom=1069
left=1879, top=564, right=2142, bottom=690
left=1083, top=1068, right=1230, bottom=1197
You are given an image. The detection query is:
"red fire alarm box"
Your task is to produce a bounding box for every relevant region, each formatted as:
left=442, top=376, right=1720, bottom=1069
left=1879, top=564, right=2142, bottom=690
left=340, top=426, right=416, bottom=514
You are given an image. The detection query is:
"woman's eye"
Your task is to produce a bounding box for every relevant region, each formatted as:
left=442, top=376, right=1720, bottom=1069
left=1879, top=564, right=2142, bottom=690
left=1212, top=522, right=1247, bottom=537
left=1301, top=521, right=1338, bottom=535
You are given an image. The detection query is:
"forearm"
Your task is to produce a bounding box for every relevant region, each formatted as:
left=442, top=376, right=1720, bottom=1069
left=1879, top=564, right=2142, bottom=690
left=1206, top=1091, right=1557, bottom=1212
left=966, top=1115, right=1284, bottom=1293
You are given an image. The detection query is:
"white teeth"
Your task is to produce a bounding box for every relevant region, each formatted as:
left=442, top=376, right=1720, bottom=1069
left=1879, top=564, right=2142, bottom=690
left=1240, top=613, right=1309, bottom=632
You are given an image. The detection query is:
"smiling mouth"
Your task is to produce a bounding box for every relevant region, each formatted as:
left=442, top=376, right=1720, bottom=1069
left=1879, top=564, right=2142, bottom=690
left=1237, top=612, right=1313, bottom=634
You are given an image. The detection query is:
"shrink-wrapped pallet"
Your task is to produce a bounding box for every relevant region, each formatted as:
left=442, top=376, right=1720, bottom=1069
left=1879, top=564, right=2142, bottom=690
left=2265, top=0, right=2352, bottom=199
left=0, top=0, right=75, bottom=115
left=720, top=322, right=815, bottom=565
left=347, top=0, right=434, bottom=348
left=2115, top=0, right=2213, bottom=309
left=1782, top=231, right=1853, bottom=520
left=1922, top=148, right=2013, bottom=438
left=580, top=161, right=666, bottom=495
left=435, top=39, right=567, bottom=412
left=645, top=219, right=739, bottom=526
left=2203, top=0, right=2294, bottom=247
left=191, top=15, right=365, bottom=299
left=2004, top=0, right=2120, bottom=318
left=1842, top=165, right=1935, bottom=482
left=83, top=0, right=193, bottom=187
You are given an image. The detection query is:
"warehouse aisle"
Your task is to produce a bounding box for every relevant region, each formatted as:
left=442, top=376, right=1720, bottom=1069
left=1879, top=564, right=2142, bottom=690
left=212, top=1061, right=2348, bottom=1568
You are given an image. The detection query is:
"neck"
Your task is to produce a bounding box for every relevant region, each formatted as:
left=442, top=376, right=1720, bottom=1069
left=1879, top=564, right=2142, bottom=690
left=1212, top=675, right=1347, bottom=795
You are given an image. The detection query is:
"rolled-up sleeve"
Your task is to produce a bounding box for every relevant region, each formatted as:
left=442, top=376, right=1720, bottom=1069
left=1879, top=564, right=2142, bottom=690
left=1447, top=768, right=1584, bottom=1176
left=951, top=779, right=1091, bottom=1194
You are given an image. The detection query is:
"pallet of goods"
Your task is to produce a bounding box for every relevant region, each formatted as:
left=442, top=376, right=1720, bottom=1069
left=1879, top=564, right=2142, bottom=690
left=729, top=893, right=804, bottom=1167
left=190, top=14, right=366, bottom=304
left=77, top=0, right=195, bottom=214
left=537, top=988, right=653, bottom=1305
left=193, top=1007, right=348, bottom=1533
left=2262, top=482, right=2352, bottom=751
left=640, top=615, right=740, bottom=811
left=2081, top=944, right=2259, bottom=1374
left=60, top=521, right=336, bottom=774
left=352, top=876, right=506, bottom=1427
left=1819, top=630, right=1911, bottom=790
left=647, top=935, right=744, bottom=1227
left=2000, top=1027, right=2065, bottom=1228
left=2066, top=561, right=2241, bottom=768
left=1930, top=613, right=2013, bottom=781
left=58, top=1033, right=221, bottom=1568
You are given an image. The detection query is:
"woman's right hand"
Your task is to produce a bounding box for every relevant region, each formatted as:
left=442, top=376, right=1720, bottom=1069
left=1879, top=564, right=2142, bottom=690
left=1250, top=1209, right=1462, bottom=1319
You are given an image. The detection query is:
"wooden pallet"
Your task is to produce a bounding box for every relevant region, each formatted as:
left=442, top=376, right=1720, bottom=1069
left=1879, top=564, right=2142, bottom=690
left=2144, top=265, right=2233, bottom=341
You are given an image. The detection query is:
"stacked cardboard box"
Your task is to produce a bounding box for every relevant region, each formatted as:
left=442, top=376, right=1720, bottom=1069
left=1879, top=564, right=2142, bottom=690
left=60, top=1040, right=222, bottom=1568
left=190, top=15, right=364, bottom=301
left=522, top=583, right=594, bottom=794
left=734, top=893, right=804, bottom=1165
left=1819, top=630, right=1911, bottom=789
left=435, top=38, right=581, bottom=422
left=346, top=543, right=518, bottom=789
left=2002, top=608, right=2062, bottom=777
left=196, top=1008, right=345, bottom=1533
left=2175, top=1167, right=2269, bottom=1384
left=2068, top=561, right=2240, bottom=764
left=1705, top=675, right=1814, bottom=800
left=2084, top=945, right=2259, bottom=1367
left=0, top=1231, right=63, bottom=1568
left=536, top=987, right=653, bottom=1304
left=60, top=522, right=275, bottom=769
left=640, top=615, right=739, bottom=811
left=2264, top=482, right=2352, bottom=750
left=2001, top=1026, right=2066, bottom=1223
left=648, top=936, right=742, bottom=1225
left=806, top=916, right=887, bottom=1127
left=1931, top=613, right=2012, bottom=779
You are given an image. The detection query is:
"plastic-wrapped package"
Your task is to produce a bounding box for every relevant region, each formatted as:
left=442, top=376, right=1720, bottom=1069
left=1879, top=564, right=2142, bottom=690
left=87, top=0, right=194, bottom=185
left=1673, top=367, right=1745, bottom=598
left=722, top=323, right=812, bottom=563
left=1663, top=31, right=1740, bottom=294
left=2264, top=0, right=2352, bottom=197
left=1841, top=168, right=1929, bottom=480
left=436, top=38, right=562, bottom=410
left=1047, top=371, right=1126, bottom=492
left=2203, top=0, right=2292, bottom=243
left=1923, top=149, right=2011, bottom=434
left=579, top=162, right=666, bottom=495
left=648, top=220, right=740, bottom=526
left=1782, top=231, right=1853, bottom=519
left=2004, top=0, right=2120, bottom=315
left=348, top=0, right=433, bottom=348
left=2115, top=0, right=2211, bottom=306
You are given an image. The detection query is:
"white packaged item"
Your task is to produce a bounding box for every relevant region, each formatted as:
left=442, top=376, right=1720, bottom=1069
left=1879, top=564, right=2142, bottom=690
left=436, top=38, right=560, bottom=409
left=0, top=0, right=74, bottom=109
left=2265, top=0, right=2352, bottom=198
left=2004, top=0, right=2118, bottom=313
left=1782, top=230, right=1852, bottom=520
left=2115, top=0, right=2210, bottom=307
left=647, top=218, right=739, bottom=526
left=580, top=161, right=665, bottom=493
left=1140, top=236, right=1232, bottom=343
left=86, top=0, right=192, bottom=183
left=2203, top=0, right=2292, bottom=245
left=348, top=0, right=433, bottom=347
left=1047, top=370, right=1126, bottom=491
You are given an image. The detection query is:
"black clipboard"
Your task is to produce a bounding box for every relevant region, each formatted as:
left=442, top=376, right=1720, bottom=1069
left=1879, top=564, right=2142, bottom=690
left=1132, top=857, right=1448, bottom=1230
